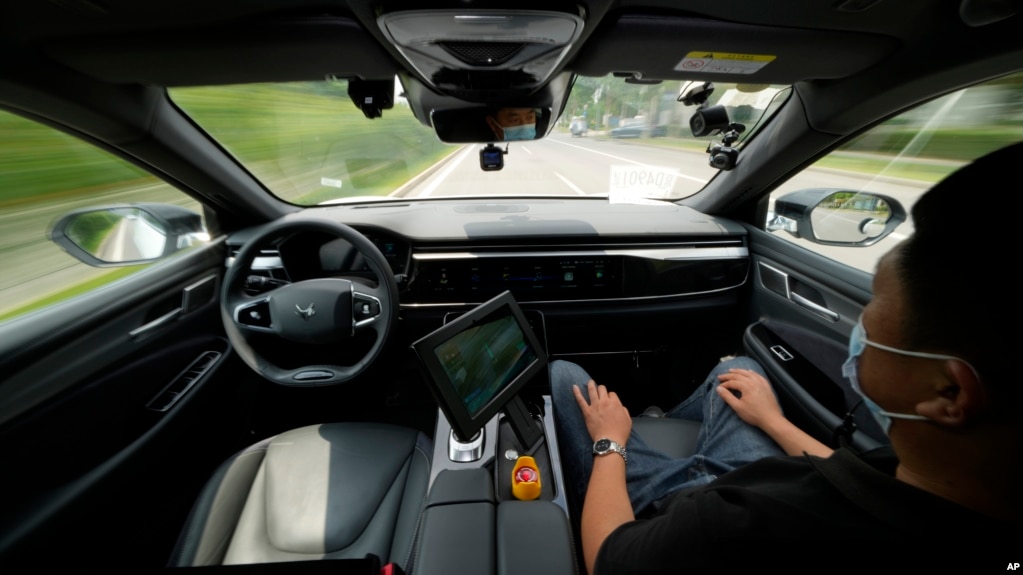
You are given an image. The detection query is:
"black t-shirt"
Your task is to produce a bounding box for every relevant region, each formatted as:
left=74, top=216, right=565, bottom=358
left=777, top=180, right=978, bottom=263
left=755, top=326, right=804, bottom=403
left=595, top=448, right=1014, bottom=573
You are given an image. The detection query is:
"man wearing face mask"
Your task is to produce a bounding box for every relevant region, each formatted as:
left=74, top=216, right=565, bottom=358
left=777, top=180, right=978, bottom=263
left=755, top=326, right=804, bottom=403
left=555, top=143, right=1020, bottom=573
left=485, top=107, right=537, bottom=141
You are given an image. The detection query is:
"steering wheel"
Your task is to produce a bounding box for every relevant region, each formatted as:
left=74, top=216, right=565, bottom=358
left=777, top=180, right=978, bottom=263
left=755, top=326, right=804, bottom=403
left=221, top=216, right=399, bottom=386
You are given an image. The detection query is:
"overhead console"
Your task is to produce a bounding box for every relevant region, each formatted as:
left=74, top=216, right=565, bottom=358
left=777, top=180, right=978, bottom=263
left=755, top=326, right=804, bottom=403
left=377, top=10, right=584, bottom=100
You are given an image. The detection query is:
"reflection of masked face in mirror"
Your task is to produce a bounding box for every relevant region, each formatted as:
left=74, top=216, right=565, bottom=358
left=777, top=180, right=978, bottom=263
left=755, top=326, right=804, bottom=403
left=486, top=108, right=537, bottom=141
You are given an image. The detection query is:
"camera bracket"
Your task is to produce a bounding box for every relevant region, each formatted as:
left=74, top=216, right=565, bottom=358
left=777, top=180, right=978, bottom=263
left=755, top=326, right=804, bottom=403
left=704, top=122, right=745, bottom=171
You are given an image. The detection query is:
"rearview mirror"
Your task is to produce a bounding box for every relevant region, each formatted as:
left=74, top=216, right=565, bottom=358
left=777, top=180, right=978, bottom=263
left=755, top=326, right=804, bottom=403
left=767, top=189, right=906, bottom=246
left=432, top=107, right=552, bottom=143
left=50, top=203, right=208, bottom=266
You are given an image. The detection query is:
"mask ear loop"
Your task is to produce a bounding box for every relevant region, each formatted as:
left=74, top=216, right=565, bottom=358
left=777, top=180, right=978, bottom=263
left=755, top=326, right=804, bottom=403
left=833, top=398, right=865, bottom=448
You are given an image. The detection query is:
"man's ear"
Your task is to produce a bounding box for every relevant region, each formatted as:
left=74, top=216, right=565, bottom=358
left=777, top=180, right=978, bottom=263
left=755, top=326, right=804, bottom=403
left=485, top=117, right=503, bottom=140
left=915, top=359, right=986, bottom=426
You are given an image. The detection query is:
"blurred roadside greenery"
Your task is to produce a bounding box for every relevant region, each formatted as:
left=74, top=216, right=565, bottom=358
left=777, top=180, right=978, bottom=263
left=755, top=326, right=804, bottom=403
left=557, top=126, right=1014, bottom=183
left=0, top=115, right=154, bottom=207
left=169, top=82, right=455, bottom=204
left=2, top=81, right=454, bottom=322
left=66, top=210, right=120, bottom=253
left=561, top=71, right=1023, bottom=181
left=0, top=267, right=141, bottom=322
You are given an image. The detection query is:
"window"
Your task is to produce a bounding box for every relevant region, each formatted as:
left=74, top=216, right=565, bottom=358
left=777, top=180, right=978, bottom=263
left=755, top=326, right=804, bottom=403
left=0, top=110, right=208, bottom=322
left=767, top=72, right=1023, bottom=272
left=169, top=77, right=787, bottom=205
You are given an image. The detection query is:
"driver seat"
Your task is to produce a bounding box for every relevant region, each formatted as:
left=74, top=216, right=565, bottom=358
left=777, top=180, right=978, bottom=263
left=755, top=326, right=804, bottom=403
left=169, top=422, right=431, bottom=568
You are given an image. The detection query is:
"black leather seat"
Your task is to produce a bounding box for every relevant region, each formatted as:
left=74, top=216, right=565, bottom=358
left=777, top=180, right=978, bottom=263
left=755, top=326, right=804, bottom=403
left=170, top=422, right=431, bottom=568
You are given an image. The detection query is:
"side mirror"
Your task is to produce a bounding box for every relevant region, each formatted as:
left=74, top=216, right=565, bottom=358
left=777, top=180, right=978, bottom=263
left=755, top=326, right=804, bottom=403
left=767, top=189, right=906, bottom=246
left=50, top=203, right=207, bottom=266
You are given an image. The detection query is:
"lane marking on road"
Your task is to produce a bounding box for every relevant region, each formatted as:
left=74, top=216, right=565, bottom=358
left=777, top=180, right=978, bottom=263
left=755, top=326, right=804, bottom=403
left=416, top=146, right=474, bottom=197
left=553, top=171, right=586, bottom=195
left=547, top=138, right=709, bottom=184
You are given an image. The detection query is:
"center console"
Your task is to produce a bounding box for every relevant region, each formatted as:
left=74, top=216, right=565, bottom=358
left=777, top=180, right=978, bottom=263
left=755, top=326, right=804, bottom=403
left=427, top=396, right=569, bottom=512
left=415, top=400, right=575, bottom=575
left=409, top=292, right=575, bottom=575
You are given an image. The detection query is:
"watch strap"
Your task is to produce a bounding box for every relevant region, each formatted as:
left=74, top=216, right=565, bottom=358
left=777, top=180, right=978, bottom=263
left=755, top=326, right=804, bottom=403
left=593, top=438, right=628, bottom=463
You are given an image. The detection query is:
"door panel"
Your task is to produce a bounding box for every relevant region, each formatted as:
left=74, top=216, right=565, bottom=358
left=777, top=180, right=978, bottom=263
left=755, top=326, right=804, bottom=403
left=0, top=240, right=252, bottom=568
left=742, top=226, right=887, bottom=452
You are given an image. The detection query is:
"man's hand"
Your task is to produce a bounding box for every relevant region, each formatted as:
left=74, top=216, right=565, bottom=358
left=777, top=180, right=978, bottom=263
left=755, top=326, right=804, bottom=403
left=717, top=367, right=834, bottom=458
left=716, top=368, right=785, bottom=429
left=573, top=379, right=635, bottom=575
left=573, top=379, right=632, bottom=445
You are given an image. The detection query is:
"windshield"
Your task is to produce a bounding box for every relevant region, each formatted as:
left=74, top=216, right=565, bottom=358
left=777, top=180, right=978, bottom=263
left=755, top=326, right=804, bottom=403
left=169, top=76, right=788, bottom=205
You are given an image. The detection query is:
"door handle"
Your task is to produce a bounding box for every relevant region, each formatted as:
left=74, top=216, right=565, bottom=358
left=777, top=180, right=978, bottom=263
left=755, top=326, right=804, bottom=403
left=759, top=262, right=839, bottom=322
left=791, top=291, right=839, bottom=322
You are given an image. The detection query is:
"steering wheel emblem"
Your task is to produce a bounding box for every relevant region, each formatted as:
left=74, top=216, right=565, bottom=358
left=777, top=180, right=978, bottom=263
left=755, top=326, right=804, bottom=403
left=295, top=303, right=316, bottom=320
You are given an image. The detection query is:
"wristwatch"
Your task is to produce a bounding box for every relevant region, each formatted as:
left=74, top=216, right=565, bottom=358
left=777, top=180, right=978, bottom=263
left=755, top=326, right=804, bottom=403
left=592, top=438, right=627, bottom=463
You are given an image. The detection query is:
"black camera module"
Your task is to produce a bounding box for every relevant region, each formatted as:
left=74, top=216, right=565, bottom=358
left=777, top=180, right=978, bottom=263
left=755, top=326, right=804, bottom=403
left=689, top=105, right=731, bottom=137
left=708, top=144, right=738, bottom=170
left=347, top=78, right=394, bottom=119
left=480, top=144, right=506, bottom=171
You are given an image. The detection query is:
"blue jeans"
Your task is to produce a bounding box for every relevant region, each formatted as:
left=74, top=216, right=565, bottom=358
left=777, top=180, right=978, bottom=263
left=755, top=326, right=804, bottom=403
left=550, top=357, right=786, bottom=514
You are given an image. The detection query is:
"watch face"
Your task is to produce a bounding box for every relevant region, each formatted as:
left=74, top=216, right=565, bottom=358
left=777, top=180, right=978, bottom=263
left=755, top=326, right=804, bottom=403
left=594, top=438, right=611, bottom=452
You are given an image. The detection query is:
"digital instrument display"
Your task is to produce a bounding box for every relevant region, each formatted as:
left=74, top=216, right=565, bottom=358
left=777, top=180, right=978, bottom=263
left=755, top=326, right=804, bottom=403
left=412, top=256, right=622, bottom=302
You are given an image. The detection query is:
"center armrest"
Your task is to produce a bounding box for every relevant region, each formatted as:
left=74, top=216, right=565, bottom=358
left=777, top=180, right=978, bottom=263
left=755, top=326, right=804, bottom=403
left=497, top=501, right=576, bottom=575
left=414, top=469, right=495, bottom=575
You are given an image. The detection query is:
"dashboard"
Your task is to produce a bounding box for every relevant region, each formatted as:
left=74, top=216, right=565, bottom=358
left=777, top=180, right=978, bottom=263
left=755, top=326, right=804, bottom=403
left=406, top=242, right=748, bottom=304
left=230, top=198, right=751, bottom=306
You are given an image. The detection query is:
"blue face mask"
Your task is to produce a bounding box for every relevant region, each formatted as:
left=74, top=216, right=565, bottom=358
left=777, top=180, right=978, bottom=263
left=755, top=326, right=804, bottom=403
left=842, top=316, right=953, bottom=434
left=501, top=123, right=536, bottom=141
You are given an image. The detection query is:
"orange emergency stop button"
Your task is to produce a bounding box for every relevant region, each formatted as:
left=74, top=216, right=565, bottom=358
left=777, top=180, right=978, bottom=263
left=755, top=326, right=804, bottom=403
left=511, top=456, right=541, bottom=500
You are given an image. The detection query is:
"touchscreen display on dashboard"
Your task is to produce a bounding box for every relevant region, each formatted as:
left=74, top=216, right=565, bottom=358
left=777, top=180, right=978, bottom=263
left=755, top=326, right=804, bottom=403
left=411, top=256, right=622, bottom=302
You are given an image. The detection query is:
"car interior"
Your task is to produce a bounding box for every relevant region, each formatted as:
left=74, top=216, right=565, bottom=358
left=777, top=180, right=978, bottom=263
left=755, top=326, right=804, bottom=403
left=0, top=0, right=1020, bottom=572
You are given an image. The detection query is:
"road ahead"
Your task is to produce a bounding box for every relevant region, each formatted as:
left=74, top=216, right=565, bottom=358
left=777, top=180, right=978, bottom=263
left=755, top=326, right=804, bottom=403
left=400, top=133, right=719, bottom=199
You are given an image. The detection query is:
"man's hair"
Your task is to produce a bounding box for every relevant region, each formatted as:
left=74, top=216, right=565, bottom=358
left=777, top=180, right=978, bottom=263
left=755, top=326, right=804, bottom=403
left=896, top=141, right=1022, bottom=402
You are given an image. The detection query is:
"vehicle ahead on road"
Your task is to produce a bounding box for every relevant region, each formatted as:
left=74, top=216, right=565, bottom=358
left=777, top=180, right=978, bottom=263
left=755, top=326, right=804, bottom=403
left=609, top=117, right=667, bottom=138
left=0, top=0, right=1020, bottom=571
left=569, top=116, right=589, bottom=137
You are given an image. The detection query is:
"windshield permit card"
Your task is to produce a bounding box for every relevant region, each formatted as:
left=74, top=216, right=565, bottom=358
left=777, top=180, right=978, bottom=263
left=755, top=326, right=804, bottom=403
left=608, top=165, right=679, bottom=203
left=675, top=51, right=776, bottom=74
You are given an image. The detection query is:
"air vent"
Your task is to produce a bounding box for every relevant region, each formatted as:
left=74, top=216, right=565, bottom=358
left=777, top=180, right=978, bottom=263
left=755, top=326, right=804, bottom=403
left=227, top=247, right=284, bottom=272
left=440, top=42, right=526, bottom=66
left=226, top=247, right=288, bottom=293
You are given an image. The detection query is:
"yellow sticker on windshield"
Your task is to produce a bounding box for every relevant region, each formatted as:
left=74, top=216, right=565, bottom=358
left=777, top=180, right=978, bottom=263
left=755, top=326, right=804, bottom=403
left=675, top=51, right=776, bottom=74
